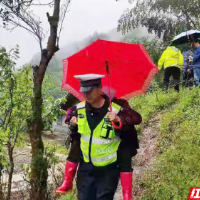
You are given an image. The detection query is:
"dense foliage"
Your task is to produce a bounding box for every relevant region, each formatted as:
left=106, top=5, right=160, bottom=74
left=0, top=46, right=66, bottom=199
left=118, top=0, right=200, bottom=41
left=0, top=46, right=33, bottom=199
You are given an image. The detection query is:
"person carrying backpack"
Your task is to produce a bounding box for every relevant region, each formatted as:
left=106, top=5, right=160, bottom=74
left=56, top=74, right=142, bottom=200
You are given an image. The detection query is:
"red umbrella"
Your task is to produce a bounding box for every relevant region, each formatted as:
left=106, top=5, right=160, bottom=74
left=62, top=39, right=158, bottom=102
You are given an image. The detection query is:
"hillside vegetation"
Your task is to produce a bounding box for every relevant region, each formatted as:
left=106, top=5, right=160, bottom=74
left=131, top=87, right=200, bottom=200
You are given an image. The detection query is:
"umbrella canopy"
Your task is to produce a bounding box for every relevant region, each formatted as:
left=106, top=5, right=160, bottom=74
left=172, top=30, right=200, bottom=45
left=62, top=39, right=158, bottom=101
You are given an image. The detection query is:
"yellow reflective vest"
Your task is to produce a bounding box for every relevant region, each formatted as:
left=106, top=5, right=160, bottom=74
left=158, top=46, right=184, bottom=70
left=77, top=101, right=121, bottom=167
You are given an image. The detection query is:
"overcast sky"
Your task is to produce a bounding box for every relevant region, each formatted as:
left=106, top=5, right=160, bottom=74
left=0, top=0, right=130, bottom=67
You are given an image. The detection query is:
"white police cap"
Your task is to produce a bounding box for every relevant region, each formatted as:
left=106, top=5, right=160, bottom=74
left=74, top=74, right=105, bottom=93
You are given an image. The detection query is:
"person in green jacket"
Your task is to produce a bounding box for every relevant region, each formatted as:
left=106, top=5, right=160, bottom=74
left=158, top=46, right=184, bottom=91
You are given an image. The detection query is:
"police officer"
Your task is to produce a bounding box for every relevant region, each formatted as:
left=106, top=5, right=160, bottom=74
left=158, top=45, right=184, bottom=91
left=56, top=85, right=142, bottom=200
left=73, top=74, right=122, bottom=200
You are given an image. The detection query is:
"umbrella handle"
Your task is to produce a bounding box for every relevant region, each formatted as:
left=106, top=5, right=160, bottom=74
left=112, top=121, right=122, bottom=130
left=109, top=101, right=122, bottom=129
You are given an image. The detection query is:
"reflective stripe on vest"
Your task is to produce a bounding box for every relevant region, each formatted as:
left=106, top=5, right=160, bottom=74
left=81, top=135, right=120, bottom=145
left=83, top=152, right=117, bottom=163
left=77, top=101, right=121, bottom=167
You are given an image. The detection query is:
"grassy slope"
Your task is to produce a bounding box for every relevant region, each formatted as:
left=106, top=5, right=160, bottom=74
left=134, top=88, right=200, bottom=200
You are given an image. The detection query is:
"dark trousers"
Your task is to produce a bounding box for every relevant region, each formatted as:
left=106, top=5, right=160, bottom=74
left=183, top=71, right=194, bottom=87
left=67, top=134, right=81, bottom=163
left=164, top=67, right=181, bottom=91
left=77, top=162, right=119, bottom=200
left=117, top=141, right=135, bottom=172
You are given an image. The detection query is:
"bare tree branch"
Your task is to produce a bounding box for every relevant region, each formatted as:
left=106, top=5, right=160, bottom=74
left=31, top=0, right=54, bottom=6
left=0, top=1, right=47, bottom=51
left=57, top=0, right=71, bottom=45
left=13, top=153, right=28, bottom=159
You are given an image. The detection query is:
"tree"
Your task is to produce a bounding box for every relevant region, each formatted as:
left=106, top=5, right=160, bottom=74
left=0, top=46, right=66, bottom=200
left=0, top=46, right=33, bottom=200
left=118, top=0, right=200, bottom=41
left=0, top=1, right=71, bottom=199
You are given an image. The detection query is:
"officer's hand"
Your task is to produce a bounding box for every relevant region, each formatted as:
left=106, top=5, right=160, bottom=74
left=107, top=112, right=121, bottom=123
left=70, top=116, right=77, bottom=126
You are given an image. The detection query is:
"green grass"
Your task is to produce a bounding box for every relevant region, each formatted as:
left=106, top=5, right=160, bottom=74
left=129, top=89, right=179, bottom=134
left=59, top=192, right=78, bottom=200
left=44, top=141, right=69, bottom=156
left=138, top=87, right=200, bottom=200
left=56, top=144, right=69, bottom=155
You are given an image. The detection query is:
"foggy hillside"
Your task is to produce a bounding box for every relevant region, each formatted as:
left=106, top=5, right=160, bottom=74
left=30, top=26, right=154, bottom=67
left=59, top=26, right=154, bottom=59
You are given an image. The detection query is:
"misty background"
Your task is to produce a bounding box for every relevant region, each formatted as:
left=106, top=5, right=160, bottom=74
left=0, top=0, right=154, bottom=97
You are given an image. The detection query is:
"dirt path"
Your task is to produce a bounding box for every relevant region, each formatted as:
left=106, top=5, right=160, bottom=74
left=9, top=131, right=69, bottom=200
left=114, top=113, right=162, bottom=200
